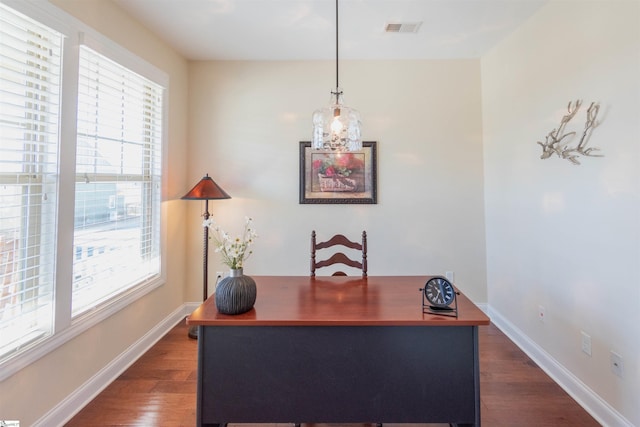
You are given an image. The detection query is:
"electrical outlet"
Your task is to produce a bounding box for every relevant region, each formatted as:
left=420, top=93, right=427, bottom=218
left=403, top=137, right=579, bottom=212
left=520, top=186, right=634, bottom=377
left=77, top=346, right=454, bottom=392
left=538, top=305, right=546, bottom=323
left=610, top=351, right=624, bottom=377
left=216, top=271, right=224, bottom=280
left=581, top=331, right=592, bottom=356
left=445, top=271, right=454, bottom=282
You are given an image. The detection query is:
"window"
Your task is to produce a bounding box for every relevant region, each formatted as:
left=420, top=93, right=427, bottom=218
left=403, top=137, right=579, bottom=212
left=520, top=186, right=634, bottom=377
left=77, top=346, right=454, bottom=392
left=73, top=46, right=163, bottom=316
left=0, top=1, right=166, bottom=373
left=0, top=2, right=62, bottom=362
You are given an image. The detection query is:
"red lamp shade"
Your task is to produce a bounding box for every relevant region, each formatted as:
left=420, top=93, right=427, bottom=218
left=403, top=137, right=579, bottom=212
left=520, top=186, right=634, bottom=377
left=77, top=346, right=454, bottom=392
left=182, top=173, right=230, bottom=339
left=181, top=174, right=230, bottom=200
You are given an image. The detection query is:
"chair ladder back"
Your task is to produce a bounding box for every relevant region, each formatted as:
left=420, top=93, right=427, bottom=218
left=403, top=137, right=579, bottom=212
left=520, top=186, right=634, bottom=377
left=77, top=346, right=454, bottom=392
left=311, top=230, right=367, bottom=277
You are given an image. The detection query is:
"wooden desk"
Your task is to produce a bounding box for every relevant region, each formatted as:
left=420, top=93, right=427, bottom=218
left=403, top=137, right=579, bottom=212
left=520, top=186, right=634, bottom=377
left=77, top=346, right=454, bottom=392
left=187, top=276, right=490, bottom=427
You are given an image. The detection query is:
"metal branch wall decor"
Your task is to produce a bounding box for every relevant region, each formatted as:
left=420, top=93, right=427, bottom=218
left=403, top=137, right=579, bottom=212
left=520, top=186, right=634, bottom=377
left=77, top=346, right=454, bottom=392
left=536, top=100, right=603, bottom=165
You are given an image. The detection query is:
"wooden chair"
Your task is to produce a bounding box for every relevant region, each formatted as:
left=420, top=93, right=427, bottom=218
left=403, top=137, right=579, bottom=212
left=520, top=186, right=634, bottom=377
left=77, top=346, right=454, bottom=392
left=310, top=230, right=367, bottom=277
left=304, top=230, right=373, bottom=427
left=305, top=220, right=379, bottom=427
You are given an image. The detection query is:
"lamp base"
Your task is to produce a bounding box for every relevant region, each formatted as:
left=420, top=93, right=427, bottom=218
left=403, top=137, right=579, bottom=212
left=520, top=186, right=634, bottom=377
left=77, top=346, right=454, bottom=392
left=188, top=325, right=199, bottom=340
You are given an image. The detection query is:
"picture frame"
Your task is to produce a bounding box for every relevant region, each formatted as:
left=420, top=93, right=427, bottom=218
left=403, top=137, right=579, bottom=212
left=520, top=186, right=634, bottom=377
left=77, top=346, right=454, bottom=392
left=299, top=141, right=377, bottom=204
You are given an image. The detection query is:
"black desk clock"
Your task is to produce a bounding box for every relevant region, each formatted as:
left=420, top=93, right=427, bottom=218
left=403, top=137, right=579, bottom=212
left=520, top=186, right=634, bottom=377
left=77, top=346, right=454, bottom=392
left=421, top=276, right=459, bottom=318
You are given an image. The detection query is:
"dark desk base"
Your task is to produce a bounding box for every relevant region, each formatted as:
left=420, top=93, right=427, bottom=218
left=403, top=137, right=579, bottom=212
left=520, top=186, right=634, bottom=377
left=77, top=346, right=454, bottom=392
left=197, top=325, right=481, bottom=427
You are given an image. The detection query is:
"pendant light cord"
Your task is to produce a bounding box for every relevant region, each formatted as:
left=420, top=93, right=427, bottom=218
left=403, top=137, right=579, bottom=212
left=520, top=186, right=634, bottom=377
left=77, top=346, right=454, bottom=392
left=335, top=0, right=339, bottom=90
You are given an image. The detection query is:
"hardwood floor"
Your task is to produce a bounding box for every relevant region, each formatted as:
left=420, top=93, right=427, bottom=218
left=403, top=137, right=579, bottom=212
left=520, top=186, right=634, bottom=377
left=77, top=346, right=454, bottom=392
left=65, top=320, right=600, bottom=427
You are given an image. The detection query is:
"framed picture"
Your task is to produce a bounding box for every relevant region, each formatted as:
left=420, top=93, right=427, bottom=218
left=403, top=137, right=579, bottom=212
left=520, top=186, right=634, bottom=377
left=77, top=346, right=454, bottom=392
left=299, top=141, right=377, bottom=204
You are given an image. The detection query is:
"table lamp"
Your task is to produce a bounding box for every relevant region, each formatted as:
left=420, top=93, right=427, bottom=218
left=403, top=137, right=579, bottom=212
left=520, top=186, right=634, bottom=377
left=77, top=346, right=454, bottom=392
left=182, top=173, right=230, bottom=339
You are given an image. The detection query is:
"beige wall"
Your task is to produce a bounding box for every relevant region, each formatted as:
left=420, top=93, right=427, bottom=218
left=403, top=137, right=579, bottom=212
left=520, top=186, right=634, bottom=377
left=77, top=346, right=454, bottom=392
left=482, top=1, right=640, bottom=425
left=0, top=1, right=189, bottom=425
left=186, top=59, right=488, bottom=303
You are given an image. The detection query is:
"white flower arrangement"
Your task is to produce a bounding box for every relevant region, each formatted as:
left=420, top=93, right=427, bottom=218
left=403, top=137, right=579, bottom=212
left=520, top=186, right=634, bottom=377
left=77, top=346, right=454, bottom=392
left=203, top=216, right=258, bottom=270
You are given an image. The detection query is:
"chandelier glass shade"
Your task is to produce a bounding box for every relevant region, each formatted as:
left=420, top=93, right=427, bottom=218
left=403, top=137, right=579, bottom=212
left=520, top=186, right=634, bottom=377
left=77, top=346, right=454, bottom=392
left=312, top=88, right=362, bottom=151
left=311, top=0, right=362, bottom=152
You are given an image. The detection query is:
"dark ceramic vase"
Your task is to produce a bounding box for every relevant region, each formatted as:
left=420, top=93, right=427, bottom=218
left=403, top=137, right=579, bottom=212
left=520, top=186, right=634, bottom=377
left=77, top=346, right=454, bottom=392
left=215, top=268, right=256, bottom=315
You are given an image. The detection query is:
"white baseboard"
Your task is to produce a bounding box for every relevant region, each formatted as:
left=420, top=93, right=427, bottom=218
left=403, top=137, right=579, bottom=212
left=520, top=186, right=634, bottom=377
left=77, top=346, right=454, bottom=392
left=475, top=302, right=488, bottom=314
left=35, top=304, right=195, bottom=427
left=488, top=306, right=633, bottom=427
left=184, top=301, right=200, bottom=313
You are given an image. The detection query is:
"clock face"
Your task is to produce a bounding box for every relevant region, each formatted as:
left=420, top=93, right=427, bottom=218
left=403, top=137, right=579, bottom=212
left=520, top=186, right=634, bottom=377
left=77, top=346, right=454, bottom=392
left=424, top=277, right=455, bottom=308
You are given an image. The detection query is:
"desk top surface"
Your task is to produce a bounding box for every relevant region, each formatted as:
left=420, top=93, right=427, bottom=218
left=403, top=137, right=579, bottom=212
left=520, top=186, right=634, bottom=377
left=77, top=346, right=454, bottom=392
left=187, top=276, right=489, bottom=326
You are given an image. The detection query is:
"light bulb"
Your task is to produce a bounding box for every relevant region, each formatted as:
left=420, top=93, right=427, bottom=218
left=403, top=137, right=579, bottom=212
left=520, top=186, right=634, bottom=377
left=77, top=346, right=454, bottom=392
left=331, top=117, right=343, bottom=133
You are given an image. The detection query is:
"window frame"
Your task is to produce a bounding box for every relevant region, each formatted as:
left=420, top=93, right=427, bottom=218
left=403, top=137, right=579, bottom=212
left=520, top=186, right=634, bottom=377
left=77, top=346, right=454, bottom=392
left=0, top=0, right=63, bottom=362
left=71, top=43, right=164, bottom=318
left=0, top=0, right=168, bottom=381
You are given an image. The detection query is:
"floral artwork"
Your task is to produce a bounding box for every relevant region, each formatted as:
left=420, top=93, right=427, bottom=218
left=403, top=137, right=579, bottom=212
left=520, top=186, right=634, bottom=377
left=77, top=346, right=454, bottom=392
left=299, top=141, right=377, bottom=204
left=311, top=153, right=365, bottom=192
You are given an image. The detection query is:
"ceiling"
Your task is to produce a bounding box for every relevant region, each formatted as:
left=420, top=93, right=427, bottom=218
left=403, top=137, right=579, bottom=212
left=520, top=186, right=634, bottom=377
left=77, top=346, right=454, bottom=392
left=113, top=0, right=547, bottom=61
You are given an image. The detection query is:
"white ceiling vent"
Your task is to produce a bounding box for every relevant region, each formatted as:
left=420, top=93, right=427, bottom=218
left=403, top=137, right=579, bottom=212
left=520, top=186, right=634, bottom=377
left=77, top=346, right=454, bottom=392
left=384, top=22, right=422, bottom=34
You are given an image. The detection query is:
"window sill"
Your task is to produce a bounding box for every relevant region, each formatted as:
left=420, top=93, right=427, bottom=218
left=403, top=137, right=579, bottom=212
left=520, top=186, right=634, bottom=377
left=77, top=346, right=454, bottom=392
left=0, top=276, right=164, bottom=382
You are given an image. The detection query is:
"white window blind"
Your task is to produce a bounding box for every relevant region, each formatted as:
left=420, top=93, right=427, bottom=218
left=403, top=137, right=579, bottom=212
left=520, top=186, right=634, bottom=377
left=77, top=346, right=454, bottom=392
left=0, top=3, right=62, bottom=361
left=72, top=45, right=162, bottom=316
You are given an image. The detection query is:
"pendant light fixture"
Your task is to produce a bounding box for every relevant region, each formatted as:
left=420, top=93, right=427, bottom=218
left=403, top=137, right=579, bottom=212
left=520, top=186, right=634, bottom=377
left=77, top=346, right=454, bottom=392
left=312, top=0, right=362, bottom=152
